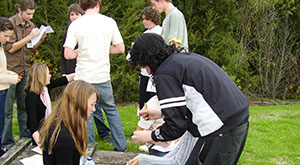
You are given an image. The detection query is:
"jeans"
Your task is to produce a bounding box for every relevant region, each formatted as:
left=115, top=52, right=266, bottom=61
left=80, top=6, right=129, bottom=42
left=0, top=89, right=7, bottom=152
left=88, top=81, right=127, bottom=151
left=93, top=105, right=111, bottom=139
left=2, top=75, right=31, bottom=149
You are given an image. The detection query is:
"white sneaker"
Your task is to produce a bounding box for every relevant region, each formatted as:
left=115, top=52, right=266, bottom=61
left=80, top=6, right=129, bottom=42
left=139, top=145, right=149, bottom=152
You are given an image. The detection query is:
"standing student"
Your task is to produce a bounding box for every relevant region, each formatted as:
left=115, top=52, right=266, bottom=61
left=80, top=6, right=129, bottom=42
left=138, top=6, right=162, bottom=109
left=2, top=0, right=46, bottom=150
left=61, top=3, right=111, bottom=141
left=0, top=17, right=21, bottom=156
left=61, top=3, right=83, bottom=76
left=149, top=0, right=188, bottom=51
left=64, top=0, right=127, bottom=151
left=24, top=63, right=74, bottom=146
left=40, top=80, right=98, bottom=164
left=128, top=33, right=249, bottom=164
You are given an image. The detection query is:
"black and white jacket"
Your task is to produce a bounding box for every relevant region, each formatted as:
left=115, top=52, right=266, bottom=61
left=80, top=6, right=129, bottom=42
left=151, top=53, right=249, bottom=141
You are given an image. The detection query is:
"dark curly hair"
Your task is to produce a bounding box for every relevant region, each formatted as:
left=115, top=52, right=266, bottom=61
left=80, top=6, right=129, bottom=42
left=0, top=17, right=14, bottom=32
left=129, top=33, right=182, bottom=74
left=140, top=6, right=161, bottom=25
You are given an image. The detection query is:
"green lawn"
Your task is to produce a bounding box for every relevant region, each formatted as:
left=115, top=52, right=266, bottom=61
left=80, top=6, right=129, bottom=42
left=239, top=105, right=300, bottom=165
left=12, top=104, right=300, bottom=164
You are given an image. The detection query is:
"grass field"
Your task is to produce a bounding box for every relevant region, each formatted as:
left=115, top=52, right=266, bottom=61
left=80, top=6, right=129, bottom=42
left=12, top=104, right=300, bottom=164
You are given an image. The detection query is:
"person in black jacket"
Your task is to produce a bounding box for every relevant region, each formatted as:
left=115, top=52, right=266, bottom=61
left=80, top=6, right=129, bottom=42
left=40, top=80, right=98, bottom=164
left=24, top=63, right=74, bottom=146
left=128, top=33, right=249, bottom=165
left=61, top=3, right=83, bottom=76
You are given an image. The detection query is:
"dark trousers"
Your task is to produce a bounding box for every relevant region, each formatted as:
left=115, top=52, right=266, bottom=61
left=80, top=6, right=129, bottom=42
left=149, top=145, right=169, bottom=157
left=0, top=89, right=7, bottom=156
left=186, top=121, right=249, bottom=165
left=139, top=75, right=155, bottom=109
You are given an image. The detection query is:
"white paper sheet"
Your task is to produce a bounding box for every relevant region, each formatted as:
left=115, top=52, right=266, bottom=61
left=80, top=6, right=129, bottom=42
left=31, top=146, right=43, bottom=154
left=19, top=154, right=43, bottom=165
left=31, top=25, right=54, bottom=46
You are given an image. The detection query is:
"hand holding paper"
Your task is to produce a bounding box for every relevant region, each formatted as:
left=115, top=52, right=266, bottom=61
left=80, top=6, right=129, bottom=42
left=30, top=25, right=54, bottom=46
left=139, top=96, right=162, bottom=120
left=29, top=28, right=40, bottom=38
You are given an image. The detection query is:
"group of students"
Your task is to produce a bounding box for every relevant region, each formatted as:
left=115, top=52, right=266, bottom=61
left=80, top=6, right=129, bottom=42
left=0, top=0, right=127, bottom=163
left=0, top=0, right=250, bottom=164
left=128, top=0, right=249, bottom=165
left=0, top=11, right=86, bottom=165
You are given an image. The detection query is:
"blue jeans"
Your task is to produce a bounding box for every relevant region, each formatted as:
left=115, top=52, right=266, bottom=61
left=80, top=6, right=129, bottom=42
left=93, top=105, right=111, bottom=139
left=88, top=81, right=127, bottom=151
left=0, top=89, right=7, bottom=151
left=2, top=75, right=31, bottom=149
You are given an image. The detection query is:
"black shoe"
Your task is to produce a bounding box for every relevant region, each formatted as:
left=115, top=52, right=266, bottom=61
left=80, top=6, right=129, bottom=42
left=114, top=148, right=127, bottom=152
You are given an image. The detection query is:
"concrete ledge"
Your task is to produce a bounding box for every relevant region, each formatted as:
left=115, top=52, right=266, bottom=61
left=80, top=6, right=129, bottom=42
left=93, top=150, right=139, bottom=165
left=86, top=142, right=97, bottom=157
left=7, top=142, right=139, bottom=165
left=9, top=142, right=97, bottom=164
left=0, top=138, right=31, bottom=165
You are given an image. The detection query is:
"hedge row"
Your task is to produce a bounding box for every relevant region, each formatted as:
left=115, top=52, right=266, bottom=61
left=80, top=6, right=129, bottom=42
left=1, top=0, right=300, bottom=102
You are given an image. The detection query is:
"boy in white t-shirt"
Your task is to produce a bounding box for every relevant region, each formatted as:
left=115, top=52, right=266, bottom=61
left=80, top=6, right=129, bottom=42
left=64, top=0, right=127, bottom=151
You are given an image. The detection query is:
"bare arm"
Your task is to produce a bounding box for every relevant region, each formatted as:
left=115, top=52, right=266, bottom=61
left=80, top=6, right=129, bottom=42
left=32, top=131, right=40, bottom=147
left=32, top=33, right=47, bottom=51
left=131, top=130, right=154, bottom=144
left=110, top=42, right=125, bottom=54
left=65, top=73, right=75, bottom=82
left=8, top=28, right=40, bottom=53
left=64, top=47, right=78, bottom=59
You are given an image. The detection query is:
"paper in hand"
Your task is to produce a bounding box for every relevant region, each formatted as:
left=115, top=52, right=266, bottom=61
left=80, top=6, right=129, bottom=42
left=30, top=25, right=54, bottom=46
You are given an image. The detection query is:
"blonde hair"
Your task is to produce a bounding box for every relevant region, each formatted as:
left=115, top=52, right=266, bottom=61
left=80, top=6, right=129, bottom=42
left=39, top=80, right=99, bottom=156
left=24, top=63, right=48, bottom=95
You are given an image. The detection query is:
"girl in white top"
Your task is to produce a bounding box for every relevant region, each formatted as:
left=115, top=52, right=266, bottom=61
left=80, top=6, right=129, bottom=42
left=0, top=17, right=21, bottom=157
left=136, top=6, right=162, bottom=109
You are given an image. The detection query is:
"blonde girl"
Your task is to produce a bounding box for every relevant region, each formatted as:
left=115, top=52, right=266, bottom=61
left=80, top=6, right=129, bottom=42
left=40, top=80, right=98, bottom=164
left=24, top=63, right=74, bottom=146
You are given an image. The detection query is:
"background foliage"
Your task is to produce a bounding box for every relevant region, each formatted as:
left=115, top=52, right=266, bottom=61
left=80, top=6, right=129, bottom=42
left=1, top=0, right=300, bottom=102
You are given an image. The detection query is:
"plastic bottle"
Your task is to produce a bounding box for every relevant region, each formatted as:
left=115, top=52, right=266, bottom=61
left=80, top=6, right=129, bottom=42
left=85, top=157, right=95, bottom=165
